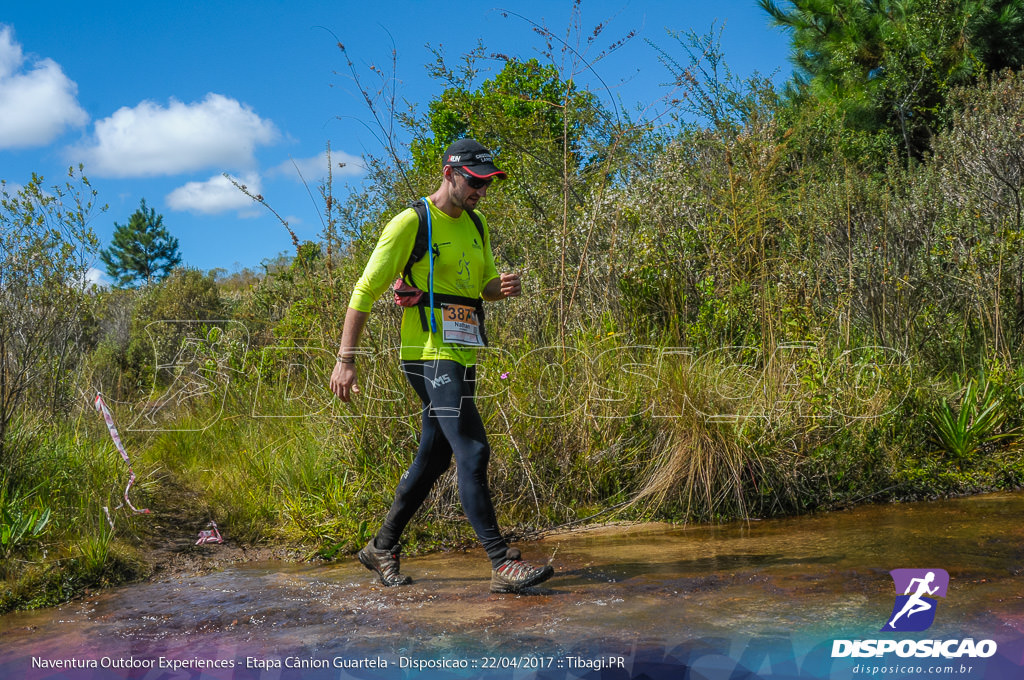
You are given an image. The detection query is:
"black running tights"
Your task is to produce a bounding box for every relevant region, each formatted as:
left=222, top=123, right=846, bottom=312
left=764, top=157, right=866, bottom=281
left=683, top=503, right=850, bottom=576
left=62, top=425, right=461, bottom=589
left=374, top=359, right=508, bottom=565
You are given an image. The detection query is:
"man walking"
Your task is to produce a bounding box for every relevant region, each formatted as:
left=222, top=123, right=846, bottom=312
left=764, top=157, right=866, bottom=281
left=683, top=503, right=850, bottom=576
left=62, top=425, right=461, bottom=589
left=329, top=139, right=554, bottom=594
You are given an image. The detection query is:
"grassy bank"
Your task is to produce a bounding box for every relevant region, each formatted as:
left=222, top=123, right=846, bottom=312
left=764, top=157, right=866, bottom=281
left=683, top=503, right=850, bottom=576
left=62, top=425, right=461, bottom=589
left=5, top=332, right=1024, bottom=614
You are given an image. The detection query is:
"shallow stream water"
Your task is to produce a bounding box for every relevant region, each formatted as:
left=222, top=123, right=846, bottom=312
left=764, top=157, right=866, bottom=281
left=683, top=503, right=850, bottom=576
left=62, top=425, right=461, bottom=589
left=2, top=492, right=1024, bottom=679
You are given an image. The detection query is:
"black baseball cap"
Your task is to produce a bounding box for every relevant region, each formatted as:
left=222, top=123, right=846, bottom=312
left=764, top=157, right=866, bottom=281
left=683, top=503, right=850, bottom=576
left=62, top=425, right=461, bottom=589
left=442, top=138, right=507, bottom=179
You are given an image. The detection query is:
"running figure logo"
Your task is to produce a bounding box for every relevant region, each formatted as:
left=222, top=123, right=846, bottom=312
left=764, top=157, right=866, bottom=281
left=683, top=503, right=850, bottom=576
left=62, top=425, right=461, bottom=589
left=881, top=568, right=949, bottom=632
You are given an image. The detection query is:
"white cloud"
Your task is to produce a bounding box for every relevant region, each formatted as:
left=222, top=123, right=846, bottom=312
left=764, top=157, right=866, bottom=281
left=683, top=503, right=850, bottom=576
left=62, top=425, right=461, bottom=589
left=75, top=93, right=278, bottom=177
left=166, top=173, right=261, bottom=215
left=0, top=26, right=20, bottom=76
left=84, top=267, right=110, bottom=289
left=269, top=150, right=365, bottom=182
left=0, top=24, right=88, bottom=149
left=1, top=180, right=24, bottom=196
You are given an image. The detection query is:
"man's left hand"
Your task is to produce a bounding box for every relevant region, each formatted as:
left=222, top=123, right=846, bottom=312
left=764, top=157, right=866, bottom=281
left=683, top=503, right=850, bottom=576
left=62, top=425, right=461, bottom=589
left=499, top=272, right=522, bottom=298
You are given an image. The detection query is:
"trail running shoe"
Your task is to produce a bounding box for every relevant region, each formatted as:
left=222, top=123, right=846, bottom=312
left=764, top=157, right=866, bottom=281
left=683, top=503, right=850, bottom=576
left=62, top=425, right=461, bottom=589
left=490, top=548, right=554, bottom=593
left=358, top=541, right=413, bottom=587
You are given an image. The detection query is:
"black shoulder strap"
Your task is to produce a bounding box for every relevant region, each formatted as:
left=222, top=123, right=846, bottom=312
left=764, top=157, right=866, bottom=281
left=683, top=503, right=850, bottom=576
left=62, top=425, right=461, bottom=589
left=466, top=208, right=484, bottom=242
left=402, top=200, right=430, bottom=286
left=402, top=201, right=486, bottom=286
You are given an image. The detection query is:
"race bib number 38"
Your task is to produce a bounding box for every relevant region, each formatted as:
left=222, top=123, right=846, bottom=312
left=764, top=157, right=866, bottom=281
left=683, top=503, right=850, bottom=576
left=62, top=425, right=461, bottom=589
left=441, top=303, right=484, bottom=346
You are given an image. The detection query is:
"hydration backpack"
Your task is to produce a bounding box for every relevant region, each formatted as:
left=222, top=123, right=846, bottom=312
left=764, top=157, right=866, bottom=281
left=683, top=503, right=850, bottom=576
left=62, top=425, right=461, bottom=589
left=391, top=199, right=488, bottom=344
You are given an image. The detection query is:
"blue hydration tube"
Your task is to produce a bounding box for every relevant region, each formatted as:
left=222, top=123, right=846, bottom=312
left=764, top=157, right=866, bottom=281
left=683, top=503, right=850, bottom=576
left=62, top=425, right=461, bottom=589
left=424, top=197, right=437, bottom=333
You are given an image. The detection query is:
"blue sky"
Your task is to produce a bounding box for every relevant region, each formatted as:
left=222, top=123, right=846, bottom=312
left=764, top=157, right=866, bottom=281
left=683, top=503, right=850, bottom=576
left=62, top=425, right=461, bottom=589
left=0, top=1, right=792, bottom=284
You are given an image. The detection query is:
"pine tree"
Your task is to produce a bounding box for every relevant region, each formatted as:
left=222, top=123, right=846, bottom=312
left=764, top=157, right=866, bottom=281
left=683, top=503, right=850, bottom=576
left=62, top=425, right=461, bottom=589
left=759, top=0, right=1024, bottom=158
left=100, top=199, right=182, bottom=287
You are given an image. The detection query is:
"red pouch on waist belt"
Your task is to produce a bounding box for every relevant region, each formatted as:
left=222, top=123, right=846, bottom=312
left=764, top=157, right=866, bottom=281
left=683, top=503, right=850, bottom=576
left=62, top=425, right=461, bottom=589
left=393, top=278, right=424, bottom=307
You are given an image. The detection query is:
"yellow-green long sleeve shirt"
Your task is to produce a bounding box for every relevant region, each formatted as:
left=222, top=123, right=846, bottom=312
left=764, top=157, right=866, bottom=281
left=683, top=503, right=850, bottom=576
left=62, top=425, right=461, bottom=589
left=349, top=199, right=499, bottom=366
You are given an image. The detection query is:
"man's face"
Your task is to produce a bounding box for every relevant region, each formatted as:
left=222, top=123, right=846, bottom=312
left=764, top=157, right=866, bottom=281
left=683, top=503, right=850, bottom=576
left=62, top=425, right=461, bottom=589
left=449, top=167, right=491, bottom=210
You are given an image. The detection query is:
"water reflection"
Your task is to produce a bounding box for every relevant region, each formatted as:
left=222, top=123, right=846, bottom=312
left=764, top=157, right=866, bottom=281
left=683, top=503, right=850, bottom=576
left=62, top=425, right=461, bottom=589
left=2, top=492, right=1023, bottom=666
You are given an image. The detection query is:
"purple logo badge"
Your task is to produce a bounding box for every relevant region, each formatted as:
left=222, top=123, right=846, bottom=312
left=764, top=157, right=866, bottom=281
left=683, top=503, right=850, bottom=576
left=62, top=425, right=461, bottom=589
left=881, top=568, right=949, bottom=632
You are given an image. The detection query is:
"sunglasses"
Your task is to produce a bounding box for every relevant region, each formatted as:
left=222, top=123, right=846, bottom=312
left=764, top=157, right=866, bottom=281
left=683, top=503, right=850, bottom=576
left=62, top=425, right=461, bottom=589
left=454, top=167, right=494, bottom=190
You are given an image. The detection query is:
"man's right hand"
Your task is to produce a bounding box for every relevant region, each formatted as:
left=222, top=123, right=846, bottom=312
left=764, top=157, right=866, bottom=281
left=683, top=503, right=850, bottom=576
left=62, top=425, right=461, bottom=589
left=330, top=362, right=360, bottom=402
